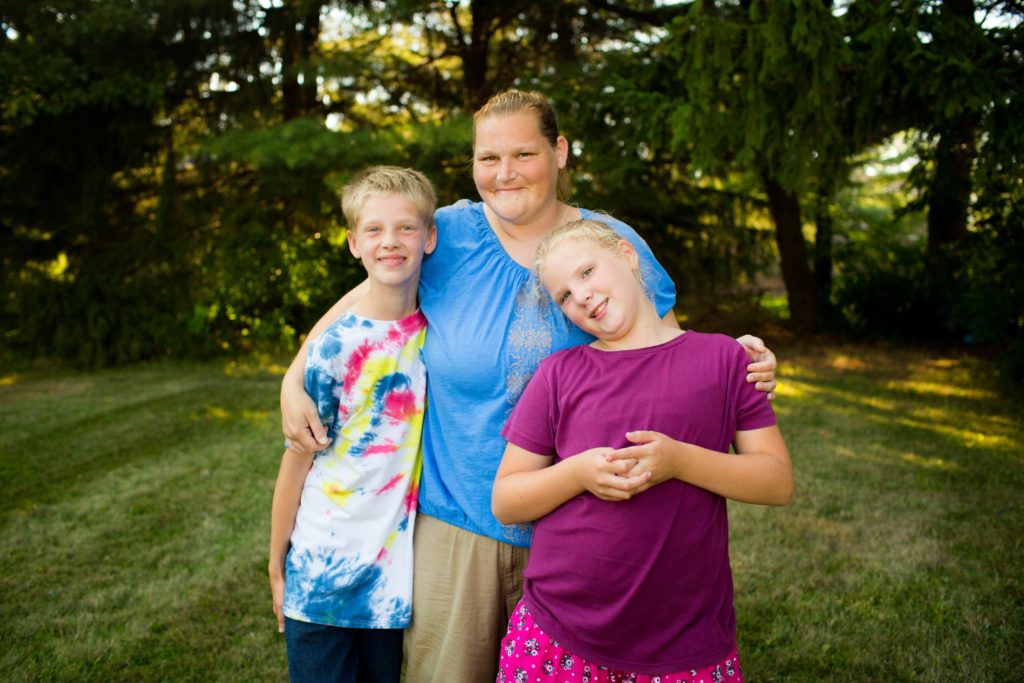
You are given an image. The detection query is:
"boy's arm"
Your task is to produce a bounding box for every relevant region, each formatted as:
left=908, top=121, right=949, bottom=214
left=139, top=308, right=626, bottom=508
left=610, top=426, right=793, bottom=506
left=281, top=279, right=370, bottom=453
left=491, top=442, right=649, bottom=524
left=268, top=448, right=314, bottom=633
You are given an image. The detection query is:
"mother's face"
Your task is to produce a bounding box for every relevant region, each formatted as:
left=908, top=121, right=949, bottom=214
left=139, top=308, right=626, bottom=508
left=472, top=111, right=568, bottom=227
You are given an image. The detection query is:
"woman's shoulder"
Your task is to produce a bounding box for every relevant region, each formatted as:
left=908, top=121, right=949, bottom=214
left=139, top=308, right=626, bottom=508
left=435, top=199, right=484, bottom=227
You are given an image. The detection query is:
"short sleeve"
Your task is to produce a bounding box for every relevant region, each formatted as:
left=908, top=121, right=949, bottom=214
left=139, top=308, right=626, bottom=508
left=585, top=212, right=677, bottom=318
left=304, top=339, right=341, bottom=438
left=729, top=343, right=776, bottom=432
left=501, top=359, right=557, bottom=456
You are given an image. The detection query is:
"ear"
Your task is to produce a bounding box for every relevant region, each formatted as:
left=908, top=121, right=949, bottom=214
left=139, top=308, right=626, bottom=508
left=424, top=222, right=438, bottom=255
left=555, top=135, right=569, bottom=169
left=348, top=228, right=362, bottom=260
left=617, top=239, right=639, bottom=269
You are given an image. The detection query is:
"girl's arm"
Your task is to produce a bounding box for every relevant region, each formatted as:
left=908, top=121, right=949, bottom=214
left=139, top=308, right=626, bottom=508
left=268, top=448, right=314, bottom=633
left=610, top=426, right=793, bottom=506
left=280, top=279, right=370, bottom=453
left=491, top=443, right=649, bottom=524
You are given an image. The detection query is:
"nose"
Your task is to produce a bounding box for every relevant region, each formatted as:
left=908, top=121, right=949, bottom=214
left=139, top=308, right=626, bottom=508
left=571, top=287, right=591, bottom=306
left=496, top=158, right=516, bottom=182
left=381, top=227, right=400, bottom=248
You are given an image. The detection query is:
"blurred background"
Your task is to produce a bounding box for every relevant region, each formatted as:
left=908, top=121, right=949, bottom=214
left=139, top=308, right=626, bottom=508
left=2, top=0, right=1021, bottom=371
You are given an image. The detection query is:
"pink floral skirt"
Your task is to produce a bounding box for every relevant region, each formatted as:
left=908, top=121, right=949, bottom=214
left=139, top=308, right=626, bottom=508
left=497, top=599, right=744, bottom=683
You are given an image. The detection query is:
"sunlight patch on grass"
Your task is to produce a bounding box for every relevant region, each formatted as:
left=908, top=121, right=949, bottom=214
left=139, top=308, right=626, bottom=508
left=878, top=414, right=1016, bottom=449
left=0, top=373, right=17, bottom=385
left=828, top=354, right=868, bottom=371
left=900, top=452, right=961, bottom=471
left=887, top=378, right=997, bottom=400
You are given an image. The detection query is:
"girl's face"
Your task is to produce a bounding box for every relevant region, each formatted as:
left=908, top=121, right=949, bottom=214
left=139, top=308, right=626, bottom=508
left=539, top=238, right=646, bottom=343
left=472, top=111, right=568, bottom=227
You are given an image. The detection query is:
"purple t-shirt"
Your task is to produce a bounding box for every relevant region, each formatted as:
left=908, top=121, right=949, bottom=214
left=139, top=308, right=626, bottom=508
left=501, top=332, right=776, bottom=672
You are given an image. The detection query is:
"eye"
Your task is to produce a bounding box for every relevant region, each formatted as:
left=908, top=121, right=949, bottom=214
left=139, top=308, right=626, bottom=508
left=401, top=224, right=417, bottom=232
left=558, top=291, right=570, bottom=305
left=581, top=266, right=593, bottom=279
left=364, top=225, right=381, bottom=233
left=518, top=151, right=533, bottom=159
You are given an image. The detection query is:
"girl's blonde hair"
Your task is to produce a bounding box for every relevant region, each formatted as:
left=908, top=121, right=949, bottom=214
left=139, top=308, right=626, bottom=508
left=473, top=89, right=572, bottom=201
left=534, top=218, right=644, bottom=284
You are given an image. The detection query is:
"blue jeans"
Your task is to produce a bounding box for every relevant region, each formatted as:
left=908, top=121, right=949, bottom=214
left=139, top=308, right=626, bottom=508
left=284, top=617, right=402, bottom=683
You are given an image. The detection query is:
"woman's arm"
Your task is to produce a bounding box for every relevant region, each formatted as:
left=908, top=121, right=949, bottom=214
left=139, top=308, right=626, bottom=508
left=491, top=442, right=649, bottom=524
left=280, top=279, right=370, bottom=453
left=268, top=448, right=314, bottom=633
left=610, top=426, right=793, bottom=506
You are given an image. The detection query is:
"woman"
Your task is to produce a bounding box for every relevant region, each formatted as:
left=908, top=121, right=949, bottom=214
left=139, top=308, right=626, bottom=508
left=280, top=90, right=778, bottom=683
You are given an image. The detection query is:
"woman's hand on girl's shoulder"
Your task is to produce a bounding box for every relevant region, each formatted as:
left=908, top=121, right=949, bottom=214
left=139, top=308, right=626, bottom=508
left=736, top=334, right=778, bottom=400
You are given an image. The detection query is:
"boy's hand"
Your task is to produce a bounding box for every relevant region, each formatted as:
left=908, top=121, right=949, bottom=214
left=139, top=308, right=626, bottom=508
left=574, top=447, right=650, bottom=501
left=608, top=430, right=684, bottom=493
left=269, top=570, right=285, bottom=634
left=736, top=334, right=778, bottom=401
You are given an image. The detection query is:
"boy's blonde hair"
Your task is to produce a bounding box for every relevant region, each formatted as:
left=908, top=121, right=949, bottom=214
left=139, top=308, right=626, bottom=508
left=473, top=89, right=571, bottom=201
left=534, top=218, right=643, bottom=283
left=341, top=166, right=437, bottom=229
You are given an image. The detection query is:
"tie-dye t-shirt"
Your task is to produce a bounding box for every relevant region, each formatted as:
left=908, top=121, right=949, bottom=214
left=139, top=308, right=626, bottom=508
left=283, top=309, right=426, bottom=629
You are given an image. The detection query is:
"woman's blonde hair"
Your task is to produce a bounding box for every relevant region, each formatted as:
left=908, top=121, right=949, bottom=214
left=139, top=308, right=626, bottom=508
left=534, top=218, right=644, bottom=284
left=473, top=89, right=572, bottom=201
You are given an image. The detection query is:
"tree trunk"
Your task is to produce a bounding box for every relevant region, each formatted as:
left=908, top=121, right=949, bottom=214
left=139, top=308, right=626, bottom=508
left=762, top=174, right=819, bottom=333
left=927, top=0, right=976, bottom=254
left=281, top=2, right=322, bottom=121
left=814, top=191, right=834, bottom=323
left=460, top=1, right=495, bottom=110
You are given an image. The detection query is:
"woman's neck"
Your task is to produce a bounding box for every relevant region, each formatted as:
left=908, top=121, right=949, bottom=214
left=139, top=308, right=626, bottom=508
left=484, top=202, right=579, bottom=267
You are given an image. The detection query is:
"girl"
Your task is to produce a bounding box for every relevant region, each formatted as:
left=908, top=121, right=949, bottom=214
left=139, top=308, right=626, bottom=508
left=492, top=219, right=793, bottom=683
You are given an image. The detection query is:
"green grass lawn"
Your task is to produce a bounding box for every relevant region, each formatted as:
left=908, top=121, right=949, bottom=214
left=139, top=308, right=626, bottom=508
left=1, top=345, right=1021, bottom=681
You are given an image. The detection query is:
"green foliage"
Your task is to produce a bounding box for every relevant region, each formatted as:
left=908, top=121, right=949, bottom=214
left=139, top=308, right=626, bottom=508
left=829, top=221, right=938, bottom=340
left=662, top=0, right=851, bottom=191
left=950, top=180, right=1024, bottom=378
left=2, top=0, right=1022, bottom=367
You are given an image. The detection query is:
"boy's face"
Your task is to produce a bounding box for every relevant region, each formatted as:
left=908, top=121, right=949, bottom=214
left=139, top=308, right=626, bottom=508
left=348, top=193, right=436, bottom=289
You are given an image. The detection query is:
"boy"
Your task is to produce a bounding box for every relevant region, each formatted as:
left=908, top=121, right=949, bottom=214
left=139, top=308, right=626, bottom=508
left=269, top=166, right=437, bottom=683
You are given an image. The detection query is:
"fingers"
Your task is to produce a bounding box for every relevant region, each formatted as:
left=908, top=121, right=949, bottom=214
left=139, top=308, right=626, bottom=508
left=594, top=471, right=651, bottom=501
left=275, top=605, right=285, bottom=633
left=618, top=430, right=660, bottom=447
left=736, top=334, right=767, bottom=355
left=746, top=348, right=777, bottom=372
left=307, top=409, right=331, bottom=447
